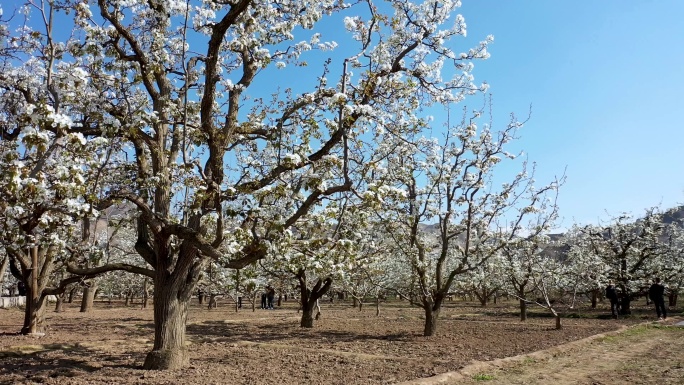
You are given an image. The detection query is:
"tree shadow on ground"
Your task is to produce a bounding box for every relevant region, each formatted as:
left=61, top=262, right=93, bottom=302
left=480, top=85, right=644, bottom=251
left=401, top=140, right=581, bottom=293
left=0, top=345, right=139, bottom=381
left=186, top=319, right=415, bottom=344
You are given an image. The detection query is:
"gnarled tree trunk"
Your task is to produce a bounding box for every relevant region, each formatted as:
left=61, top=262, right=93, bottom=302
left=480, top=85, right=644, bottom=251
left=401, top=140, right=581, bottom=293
left=143, top=273, right=190, bottom=370
left=22, top=292, right=47, bottom=335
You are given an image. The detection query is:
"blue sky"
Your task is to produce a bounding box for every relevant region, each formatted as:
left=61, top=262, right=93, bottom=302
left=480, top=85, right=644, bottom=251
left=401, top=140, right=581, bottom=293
left=455, top=0, right=684, bottom=227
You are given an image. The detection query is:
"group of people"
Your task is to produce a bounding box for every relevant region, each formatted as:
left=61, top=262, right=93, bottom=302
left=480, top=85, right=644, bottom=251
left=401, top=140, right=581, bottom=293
left=260, top=286, right=276, bottom=310
left=605, top=277, right=668, bottom=320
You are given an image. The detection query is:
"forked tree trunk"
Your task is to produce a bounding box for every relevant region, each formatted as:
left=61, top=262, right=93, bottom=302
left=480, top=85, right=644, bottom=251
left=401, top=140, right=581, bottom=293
left=297, top=270, right=332, bottom=328
left=519, top=299, right=528, bottom=321
left=54, top=292, right=66, bottom=313
left=80, top=280, right=98, bottom=312
left=555, top=314, right=562, bottom=330
left=143, top=277, right=190, bottom=370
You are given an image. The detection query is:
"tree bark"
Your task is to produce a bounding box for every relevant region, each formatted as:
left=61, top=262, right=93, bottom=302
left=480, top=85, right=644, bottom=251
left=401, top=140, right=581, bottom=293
left=143, top=277, right=190, bottom=370
left=0, top=256, right=8, bottom=293
left=555, top=314, right=562, bottom=330
left=375, top=296, right=380, bottom=317
left=80, top=280, right=98, bottom=312
left=54, top=291, right=66, bottom=313
left=519, top=299, right=528, bottom=321
left=300, top=303, right=316, bottom=328
left=68, top=287, right=76, bottom=303
left=21, top=292, right=47, bottom=335
left=142, top=279, right=149, bottom=309
left=423, top=305, right=441, bottom=337
left=297, top=270, right=332, bottom=328
left=590, top=288, right=598, bottom=309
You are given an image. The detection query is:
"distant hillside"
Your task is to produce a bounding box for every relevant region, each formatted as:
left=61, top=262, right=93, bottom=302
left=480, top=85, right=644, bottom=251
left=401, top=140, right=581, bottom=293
left=662, top=205, right=684, bottom=226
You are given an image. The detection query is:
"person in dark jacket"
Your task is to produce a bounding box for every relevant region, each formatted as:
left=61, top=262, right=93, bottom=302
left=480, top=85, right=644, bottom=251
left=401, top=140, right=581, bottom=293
left=267, top=287, right=275, bottom=309
left=605, top=281, right=620, bottom=318
left=648, top=277, right=667, bottom=319
left=260, top=288, right=268, bottom=309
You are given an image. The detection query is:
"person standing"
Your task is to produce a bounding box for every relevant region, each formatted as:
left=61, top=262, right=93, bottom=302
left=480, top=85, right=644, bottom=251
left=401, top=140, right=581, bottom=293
left=648, top=277, right=667, bottom=320
left=260, top=288, right=268, bottom=309
left=605, top=281, right=620, bottom=318
left=267, top=287, right=275, bottom=309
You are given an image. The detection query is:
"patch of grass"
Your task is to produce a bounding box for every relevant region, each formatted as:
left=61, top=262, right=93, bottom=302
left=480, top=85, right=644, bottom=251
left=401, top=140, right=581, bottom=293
left=596, top=335, right=618, bottom=343
left=472, top=373, right=495, bottom=381
left=522, top=357, right=537, bottom=364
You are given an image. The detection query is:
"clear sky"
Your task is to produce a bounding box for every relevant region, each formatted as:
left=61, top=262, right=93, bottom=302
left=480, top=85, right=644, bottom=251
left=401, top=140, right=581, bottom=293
left=454, top=0, right=684, bottom=228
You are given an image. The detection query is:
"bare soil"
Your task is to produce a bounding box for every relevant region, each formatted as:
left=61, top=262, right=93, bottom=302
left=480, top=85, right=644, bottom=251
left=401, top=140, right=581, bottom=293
left=0, top=299, right=679, bottom=384
left=426, top=323, right=684, bottom=385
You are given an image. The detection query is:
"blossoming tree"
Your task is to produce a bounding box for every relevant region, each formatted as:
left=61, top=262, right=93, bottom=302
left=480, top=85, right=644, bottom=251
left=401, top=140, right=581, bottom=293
left=2, top=0, right=501, bottom=369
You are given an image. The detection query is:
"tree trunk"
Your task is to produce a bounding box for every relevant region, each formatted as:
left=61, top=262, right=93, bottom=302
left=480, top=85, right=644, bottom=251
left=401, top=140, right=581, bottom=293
left=358, top=300, right=363, bottom=311
left=669, top=291, right=677, bottom=307
left=207, top=294, right=217, bottom=309
left=125, top=292, right=131, bottom=307
left=143, top=278, right=190, bottom=370
left=620, top=297, right=631, bottom=315
left=68, top=287, right=76, bottom=303
left=21, top=293, right=47, bottom=335
left=423, top=305, right=441, bottom=337
left=80, top=280, right=98, bottom=313
left=54, top=292, right=66, bottom=313
left=0, top=256, right=8, bottom=293
left=555, top=314, right=562, bottom=330
left=519, top=299, right=528, bottom=321
left=142, top=284, right=149, bottom=309
left=352, top=297, right=357, bottom=308
left=296, top=270, right=332, bottom=328
left=300, top=302, right=316, bottom=328
left=590, top=288, right=598, bottom=309
left=375, top=296, right=380, bottom=317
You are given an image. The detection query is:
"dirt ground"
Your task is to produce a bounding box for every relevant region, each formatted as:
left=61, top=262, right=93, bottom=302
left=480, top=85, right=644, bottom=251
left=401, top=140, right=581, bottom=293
left=427, top=323, right=684, bottom=385
left=0, top=299, right=680, bottom=385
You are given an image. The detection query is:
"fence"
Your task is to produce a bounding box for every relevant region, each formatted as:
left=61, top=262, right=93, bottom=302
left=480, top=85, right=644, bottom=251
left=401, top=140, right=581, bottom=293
left=0, top=296, right=26, bottom=308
